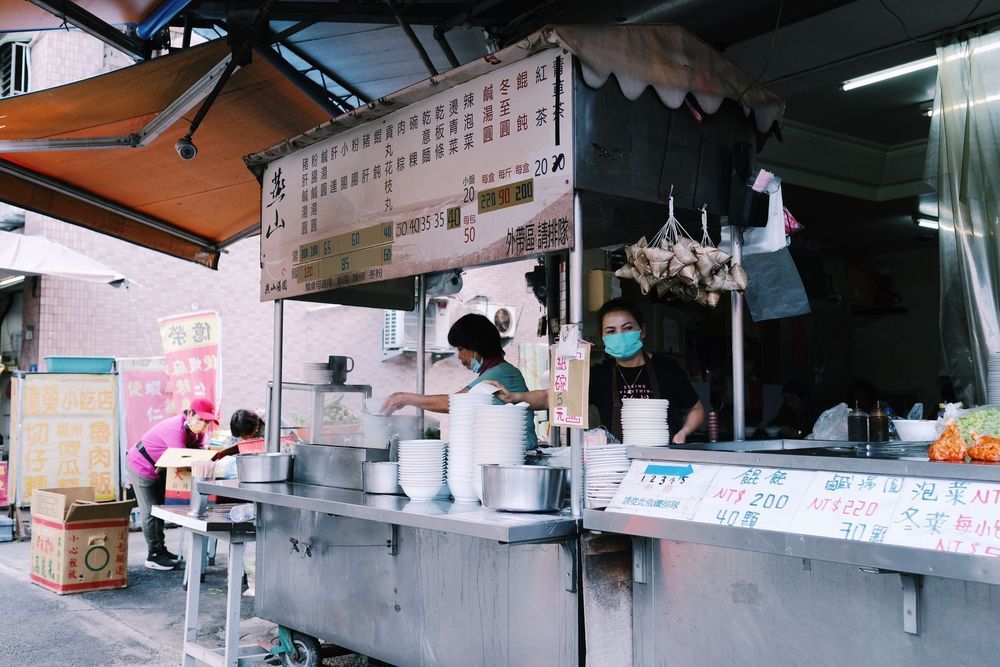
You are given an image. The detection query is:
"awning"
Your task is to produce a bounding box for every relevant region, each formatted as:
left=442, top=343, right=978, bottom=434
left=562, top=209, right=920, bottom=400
left=0, top=0, right=161, bottom=32
left=247, top=24, right=784, bottom=168
left=0, top=39, right=332, bottom=267
left=0, top=229, right=128, bottom=285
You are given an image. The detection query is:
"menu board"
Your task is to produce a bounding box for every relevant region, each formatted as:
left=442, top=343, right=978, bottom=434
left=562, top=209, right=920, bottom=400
left=260, top=49, right=575, bottom=300
left=11, top=374, right=119, bottom=504
left=692, top=466, right=814, bottom=532
left=605, top=461, right=721, bottom=520
left=610, top=460, right=1000, bottom=560
left=788, top=472, right=905, bottom=543
left=883, top=479, right=1000, bottom=556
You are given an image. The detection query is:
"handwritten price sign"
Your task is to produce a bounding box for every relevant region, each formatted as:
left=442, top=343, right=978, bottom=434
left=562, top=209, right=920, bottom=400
left=692, top=466, right=815, bottom=531
left=788, top=472, right=906, bottom=543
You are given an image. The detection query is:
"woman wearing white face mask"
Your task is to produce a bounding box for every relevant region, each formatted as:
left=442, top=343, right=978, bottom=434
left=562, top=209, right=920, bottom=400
left=494, top=298, right=703, bottom=444
left=381, top=313, right=538, bottom=449
left=590, top=298, right=703, bottom=444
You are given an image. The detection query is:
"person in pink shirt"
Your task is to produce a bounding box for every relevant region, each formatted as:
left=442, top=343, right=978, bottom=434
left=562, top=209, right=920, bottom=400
left=127, top=397, right=218, bottom=571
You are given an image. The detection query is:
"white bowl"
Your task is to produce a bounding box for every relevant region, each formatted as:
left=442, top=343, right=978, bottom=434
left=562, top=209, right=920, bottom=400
left=893, top=419, right=940, bottom=442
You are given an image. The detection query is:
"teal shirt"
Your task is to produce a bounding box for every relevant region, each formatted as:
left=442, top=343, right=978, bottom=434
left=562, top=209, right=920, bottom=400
left=465, top=361, right=539, bottom=450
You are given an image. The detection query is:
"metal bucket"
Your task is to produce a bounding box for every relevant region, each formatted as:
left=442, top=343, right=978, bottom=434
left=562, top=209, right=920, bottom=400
left=236, top=452, right=293, bottom=483
left=363, top=461, right=403, bottom=494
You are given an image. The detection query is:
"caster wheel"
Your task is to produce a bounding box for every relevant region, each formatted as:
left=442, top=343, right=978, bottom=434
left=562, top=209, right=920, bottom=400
left=281, top=632, right=321, bottom=667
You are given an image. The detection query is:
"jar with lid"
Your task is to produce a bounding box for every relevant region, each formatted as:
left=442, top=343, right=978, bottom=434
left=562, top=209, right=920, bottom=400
left=868, top=401, right=890, bottom=443
left=847, top=402, right=869, bottom=441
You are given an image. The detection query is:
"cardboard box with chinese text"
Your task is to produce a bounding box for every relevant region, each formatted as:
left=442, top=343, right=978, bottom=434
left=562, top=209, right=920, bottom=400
left=155, top=445, right=236, bottom=504
left=30, top=487, right=135, bottom=595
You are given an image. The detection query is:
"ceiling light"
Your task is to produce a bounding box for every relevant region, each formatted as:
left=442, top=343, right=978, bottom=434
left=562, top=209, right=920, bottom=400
left=914, top=217, right=939, bottom=230
left=842, top=55, right=937, bottom=91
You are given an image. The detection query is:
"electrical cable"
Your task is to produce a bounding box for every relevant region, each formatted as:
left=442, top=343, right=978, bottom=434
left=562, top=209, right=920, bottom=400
left=879, top=0, right=984, bottom=43
left=736, top=0, right=785, bottom=104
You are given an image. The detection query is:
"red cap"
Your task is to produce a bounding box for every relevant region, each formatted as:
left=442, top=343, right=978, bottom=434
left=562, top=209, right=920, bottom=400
left=189, top=397, right=219, bottom=423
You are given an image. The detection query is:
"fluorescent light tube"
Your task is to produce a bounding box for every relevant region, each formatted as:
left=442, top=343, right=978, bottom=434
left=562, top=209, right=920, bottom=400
left=842, top=55, right=938, bottom=91
left=915, top=218, right=939, bottom=230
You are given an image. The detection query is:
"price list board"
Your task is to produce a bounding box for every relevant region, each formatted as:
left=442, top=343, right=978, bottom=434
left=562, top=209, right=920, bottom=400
left=259, top=49, right=575, bottom=300
left=607, top=460, right=1000, bottom=560
left=605, top=462, right=722, bottom=520
left=692, top=466, right=815, bottom=532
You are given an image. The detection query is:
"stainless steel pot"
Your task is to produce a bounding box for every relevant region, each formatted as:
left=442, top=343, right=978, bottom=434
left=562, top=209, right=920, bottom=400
left=236, top=452, right=293, bottom=483
left=480, top=464, right=567, bottom=512
left=362, top=461, right=403, bottom=494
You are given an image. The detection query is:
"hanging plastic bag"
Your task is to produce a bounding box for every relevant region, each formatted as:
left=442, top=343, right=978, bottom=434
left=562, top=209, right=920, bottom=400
left=721, top=178, right=787, bottom=257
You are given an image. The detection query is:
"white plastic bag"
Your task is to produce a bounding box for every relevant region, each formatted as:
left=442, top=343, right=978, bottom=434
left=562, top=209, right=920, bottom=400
left=721, top=180, right=787, bottom=257
left=809, top=402, right=849, bottom=440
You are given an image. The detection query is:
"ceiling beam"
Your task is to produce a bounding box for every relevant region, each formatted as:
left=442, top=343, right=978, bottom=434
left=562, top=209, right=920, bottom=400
left=25, top=0, right=150, bottom=61
left=189, top=1, right=510, bottom=26
left=267, top=29, right=372, bottom=106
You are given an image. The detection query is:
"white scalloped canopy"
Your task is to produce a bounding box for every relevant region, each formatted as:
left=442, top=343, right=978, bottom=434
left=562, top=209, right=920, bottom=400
left=543, top=24, right=784, bottom=135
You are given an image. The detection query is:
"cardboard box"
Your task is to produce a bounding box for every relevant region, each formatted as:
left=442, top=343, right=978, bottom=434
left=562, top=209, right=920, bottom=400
left=30, top=487, right=136, bottom=595
left=156, top=446, right=236, bottom=504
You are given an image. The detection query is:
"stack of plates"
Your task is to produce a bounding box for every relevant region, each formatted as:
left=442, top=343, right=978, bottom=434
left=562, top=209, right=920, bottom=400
left=303, top=362, right=332, bottom=384
left=397, top=439, right=448, bottom=501
left=989, top=352, right=1000, bottom=404
left=584, top=444, right=630, bottom=508
left=621, top=398, right=670, bottom=446
left=472, top=404, right=528, bottom=501
left=448, top=393, right=495, bottom=502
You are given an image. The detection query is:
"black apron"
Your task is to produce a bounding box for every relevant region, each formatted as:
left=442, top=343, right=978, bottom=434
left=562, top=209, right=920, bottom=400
left=610, top=353, right=662, bottom=442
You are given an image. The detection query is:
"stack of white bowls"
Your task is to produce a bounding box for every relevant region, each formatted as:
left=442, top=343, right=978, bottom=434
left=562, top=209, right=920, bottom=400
left=472, top=404, right=528, bottom=501
left=448, top=393, right=495, bottom=502
left=621, top=398, right=670, bottom=446
left=989, top=352, right=1000, bottom=404
left=303, top=362, right=333, bottom=384
left=584, top=444, right=630, bottom=508
left=397, top=439, right=448, bottom=501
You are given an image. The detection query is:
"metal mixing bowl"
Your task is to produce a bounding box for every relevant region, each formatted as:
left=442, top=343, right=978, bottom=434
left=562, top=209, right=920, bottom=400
left=480, top=464, right=567, bottom=512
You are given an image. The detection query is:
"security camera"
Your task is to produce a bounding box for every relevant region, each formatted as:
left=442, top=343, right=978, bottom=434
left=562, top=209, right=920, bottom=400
left=175, top=136, right=197, bottom=160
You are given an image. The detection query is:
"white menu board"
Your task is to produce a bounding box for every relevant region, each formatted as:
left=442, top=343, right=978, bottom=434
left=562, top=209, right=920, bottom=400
left=692, top=466, right=816, bottom=532
left=883, top=478, right=1000, bottom=556
left=259, top=49, right=575, bottom=300
left=605, top=461, right=721, bottom=520
left=788, top=471, right=906, bottom=543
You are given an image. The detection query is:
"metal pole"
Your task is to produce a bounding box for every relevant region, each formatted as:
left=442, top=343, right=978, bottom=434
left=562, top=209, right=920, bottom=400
left=268, top=299, right=284, bottom=453
left=731, top=231, right=746, bottom=441
left=569, top=194, right=584, bottom=518
left=395, top=12, right=439, bottom=77
left=416, top=275, right=427, bottom=434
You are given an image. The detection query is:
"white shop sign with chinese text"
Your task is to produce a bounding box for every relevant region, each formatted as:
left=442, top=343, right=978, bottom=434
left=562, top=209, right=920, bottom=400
left=883, top=478, right=1000, bottom=557
left=787, top=471, right=906, bottom=544
left=692, top=466, right=816, bottom=532
left=605, top=460, right=721, bottom=520
left=260, top=49, right=575, bottom=300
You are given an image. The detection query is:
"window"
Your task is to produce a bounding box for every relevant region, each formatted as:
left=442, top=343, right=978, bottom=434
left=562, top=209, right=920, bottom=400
left=1, top=41, right=30, bottom=97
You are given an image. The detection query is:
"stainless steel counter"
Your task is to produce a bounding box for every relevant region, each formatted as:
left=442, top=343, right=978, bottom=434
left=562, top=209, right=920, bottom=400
left=200, top=479, right=580, bottom=544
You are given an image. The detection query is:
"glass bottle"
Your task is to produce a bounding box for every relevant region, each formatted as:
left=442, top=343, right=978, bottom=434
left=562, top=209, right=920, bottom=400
left=847, top=402, right=869, bottom=442
left=868, top=401, right=889, bottom=443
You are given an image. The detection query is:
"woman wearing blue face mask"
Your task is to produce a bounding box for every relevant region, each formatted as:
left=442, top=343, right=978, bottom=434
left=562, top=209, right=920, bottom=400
left=589, top=298, right=704, bottom=444
left=380, top=313, right=537, bottom=449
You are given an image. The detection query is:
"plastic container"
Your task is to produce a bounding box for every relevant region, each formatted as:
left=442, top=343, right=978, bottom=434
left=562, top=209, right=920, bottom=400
left=847, top=403, right=869, bottom=441
left=868, top=402, right=889, bottom=443
left=44, top=356, right=115, bottom=373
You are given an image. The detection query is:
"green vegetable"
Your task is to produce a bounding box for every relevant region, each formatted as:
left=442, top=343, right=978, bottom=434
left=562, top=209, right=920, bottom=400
left=955, top=406, right=1000, bottom=444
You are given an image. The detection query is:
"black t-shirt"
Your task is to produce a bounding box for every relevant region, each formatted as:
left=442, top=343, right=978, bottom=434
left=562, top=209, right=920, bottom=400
left=589, top=354, right=700, bottom=440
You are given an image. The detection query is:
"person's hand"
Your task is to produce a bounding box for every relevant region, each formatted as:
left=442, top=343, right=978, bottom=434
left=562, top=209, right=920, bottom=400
left=482, top=381, right=518, bottom=404
left=380, top=392, right=412, bottom=415
left=672, top=430, right=688, bottom=445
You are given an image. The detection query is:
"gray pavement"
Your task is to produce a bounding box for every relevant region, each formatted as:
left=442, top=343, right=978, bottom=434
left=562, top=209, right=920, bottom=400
left=0, top=525, right=369, bottom=666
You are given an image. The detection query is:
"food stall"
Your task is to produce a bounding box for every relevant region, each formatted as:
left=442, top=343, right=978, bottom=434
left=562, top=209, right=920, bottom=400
left=206, top=23, right=785, bottom=666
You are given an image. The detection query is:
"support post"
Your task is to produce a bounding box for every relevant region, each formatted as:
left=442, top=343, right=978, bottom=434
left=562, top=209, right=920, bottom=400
left=268, top=299, right=284, bottom=453
left=731, top=230, right=745, bottom=441
left=416, top=275, right=427, bottom=434
left=569, top=193, right=584, bottom=517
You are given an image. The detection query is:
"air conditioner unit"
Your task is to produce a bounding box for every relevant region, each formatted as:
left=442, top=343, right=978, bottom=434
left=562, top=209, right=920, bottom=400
left=485, top=305, right=518, bottom=339
left=383, top=299, right=451, bottom=351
